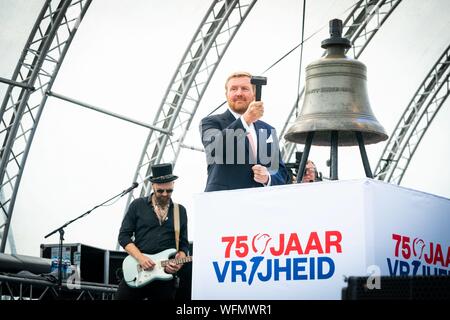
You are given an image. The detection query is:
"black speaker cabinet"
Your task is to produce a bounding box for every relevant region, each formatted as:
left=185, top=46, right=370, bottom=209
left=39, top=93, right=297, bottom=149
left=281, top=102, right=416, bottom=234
left=342, top=275, right=450, bottom=300
left=104, top=250, right=127, bottom=285
left=40, top=243, right=105, bottom=284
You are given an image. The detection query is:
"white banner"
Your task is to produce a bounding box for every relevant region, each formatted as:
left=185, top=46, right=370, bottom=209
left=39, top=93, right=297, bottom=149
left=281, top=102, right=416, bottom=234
left=192, top=179, right=450, bottom=299
left=366, top=182, right=450, bottom=277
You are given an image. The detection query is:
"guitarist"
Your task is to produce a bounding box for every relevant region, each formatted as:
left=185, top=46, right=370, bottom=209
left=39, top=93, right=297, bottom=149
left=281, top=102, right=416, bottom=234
left=115, top=163, right=189, bottom=300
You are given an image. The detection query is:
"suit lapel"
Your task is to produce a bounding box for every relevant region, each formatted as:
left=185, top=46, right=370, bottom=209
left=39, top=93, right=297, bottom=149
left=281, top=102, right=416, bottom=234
left=254, top=121, right=261, bottom=146
left=255, top=121, right=275, bottom=163
left=222, top=109, right=252, bottom=161
left=254, top=121, right=264, bottom=163
left=223, top=109, right=236, bottom=127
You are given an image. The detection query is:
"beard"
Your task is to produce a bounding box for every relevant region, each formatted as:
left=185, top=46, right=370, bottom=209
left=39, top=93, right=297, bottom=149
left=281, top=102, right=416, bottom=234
left=154, top=193, right=170, bottom=207
left=228, top=98, right=250, bottom=114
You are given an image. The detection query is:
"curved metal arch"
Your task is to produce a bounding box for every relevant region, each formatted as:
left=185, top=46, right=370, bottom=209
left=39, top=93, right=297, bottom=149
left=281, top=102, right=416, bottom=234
left=0, top=0, right=92, bottom=253
left=374, top=44, right=450, bottom=184
left=280, top=0, right=403, bottom=163
left=126, top=0, right=257, bottom=201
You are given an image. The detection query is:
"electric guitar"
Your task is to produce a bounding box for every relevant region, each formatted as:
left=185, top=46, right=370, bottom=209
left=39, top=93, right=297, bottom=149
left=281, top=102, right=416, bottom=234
left=122, top=248, right=192, bottom=288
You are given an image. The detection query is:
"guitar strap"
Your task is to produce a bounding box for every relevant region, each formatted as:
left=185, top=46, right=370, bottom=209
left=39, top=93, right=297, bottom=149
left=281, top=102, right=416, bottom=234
left=173, top=203, right=180, bottom=252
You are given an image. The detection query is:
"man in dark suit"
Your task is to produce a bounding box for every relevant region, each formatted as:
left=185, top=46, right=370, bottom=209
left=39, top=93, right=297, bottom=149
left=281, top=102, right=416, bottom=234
left=200, top=71, right=289, bottom=192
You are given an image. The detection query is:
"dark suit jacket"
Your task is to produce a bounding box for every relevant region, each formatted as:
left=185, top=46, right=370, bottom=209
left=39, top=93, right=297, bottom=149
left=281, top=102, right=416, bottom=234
left=200, top=110, right=289, bottom=192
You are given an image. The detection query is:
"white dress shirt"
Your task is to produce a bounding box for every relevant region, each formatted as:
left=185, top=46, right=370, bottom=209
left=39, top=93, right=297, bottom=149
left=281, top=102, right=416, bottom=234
left=228, top=108, right=271, bottom=186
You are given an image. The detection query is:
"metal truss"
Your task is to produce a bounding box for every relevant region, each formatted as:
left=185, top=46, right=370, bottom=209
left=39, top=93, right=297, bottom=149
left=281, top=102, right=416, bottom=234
left=127, top=0, right=257, bottom=200
left=0, top=0, right=92, bottom=253
left=0, top=274, right=116, bottom=300
left=280, top=0, right=402, bottom=164
left=374, top=45, right=450, bottom=184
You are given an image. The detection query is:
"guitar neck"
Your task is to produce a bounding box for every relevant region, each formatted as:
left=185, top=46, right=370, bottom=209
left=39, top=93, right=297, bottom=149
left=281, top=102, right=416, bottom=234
left=161, top=256, right=192, bottom=267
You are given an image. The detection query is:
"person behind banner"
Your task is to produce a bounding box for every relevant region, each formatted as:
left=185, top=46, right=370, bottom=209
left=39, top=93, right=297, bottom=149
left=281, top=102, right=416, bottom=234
left=299, top=160, right=322, bottom=183
left=200, top=71, right=289, bottom=192
left=115, top=163, right=189, bottom=300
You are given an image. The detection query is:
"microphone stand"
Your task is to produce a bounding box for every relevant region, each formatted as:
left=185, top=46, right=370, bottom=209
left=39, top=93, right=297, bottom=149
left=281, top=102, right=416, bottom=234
left=44, top=182, right=138, bottom=288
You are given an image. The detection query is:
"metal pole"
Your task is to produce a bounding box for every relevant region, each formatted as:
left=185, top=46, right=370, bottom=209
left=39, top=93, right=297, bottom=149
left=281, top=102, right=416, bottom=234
left=296, top=132, right=314, bottom=183
left=48, top=91, right=172, bottom=135
left=180, top=143, right=204, bottom=152
left=0, top=77, right=35, bottom=91
left=330, top=131, right=338, bottom=180
left=58, top=229, right=64, bottom=288
left=355, top=131, right=373, bottom=178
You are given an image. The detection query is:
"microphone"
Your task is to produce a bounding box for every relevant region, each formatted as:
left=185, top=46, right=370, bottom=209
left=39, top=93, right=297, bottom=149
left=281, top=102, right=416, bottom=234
left=121, top=182, right=139, bottom=196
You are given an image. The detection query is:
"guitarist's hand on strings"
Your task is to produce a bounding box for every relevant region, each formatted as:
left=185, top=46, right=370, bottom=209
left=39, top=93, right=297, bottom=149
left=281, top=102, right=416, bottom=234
left=164, top=251, right=186, bottom=274
left=138, top=254, right=155, bottom=271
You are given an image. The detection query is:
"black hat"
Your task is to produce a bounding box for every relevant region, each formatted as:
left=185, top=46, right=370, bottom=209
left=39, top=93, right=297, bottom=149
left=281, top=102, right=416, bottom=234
left=149, top=163, right=178, bottom=184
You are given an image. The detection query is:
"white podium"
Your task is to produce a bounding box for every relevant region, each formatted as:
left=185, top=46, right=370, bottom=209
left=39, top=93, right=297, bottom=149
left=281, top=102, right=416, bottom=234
left=192, top=179, right=450, bottom=299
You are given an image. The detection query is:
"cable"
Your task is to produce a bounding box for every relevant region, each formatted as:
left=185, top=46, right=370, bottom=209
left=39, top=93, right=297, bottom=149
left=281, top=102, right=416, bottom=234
left=206, top=100, right=227, bottom=117
left=296, top=0, right=307, bottom=117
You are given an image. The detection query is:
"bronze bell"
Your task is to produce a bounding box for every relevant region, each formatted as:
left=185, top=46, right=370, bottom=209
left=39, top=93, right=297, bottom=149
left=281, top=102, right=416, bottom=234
left=285, top=19, right=388, bottom=146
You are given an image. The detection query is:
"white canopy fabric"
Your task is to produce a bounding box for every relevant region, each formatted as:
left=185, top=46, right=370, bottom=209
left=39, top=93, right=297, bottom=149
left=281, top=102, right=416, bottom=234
left=0, top=0, right=449, bottom=256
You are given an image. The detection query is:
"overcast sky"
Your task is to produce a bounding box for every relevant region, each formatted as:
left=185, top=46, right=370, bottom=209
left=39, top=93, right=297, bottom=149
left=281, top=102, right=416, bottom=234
left=1, top=0, right=449, bottom=256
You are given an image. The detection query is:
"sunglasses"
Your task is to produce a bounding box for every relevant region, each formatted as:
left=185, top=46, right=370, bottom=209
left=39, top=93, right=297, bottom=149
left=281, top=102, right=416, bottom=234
left=155, top=189, right=173, bottom=194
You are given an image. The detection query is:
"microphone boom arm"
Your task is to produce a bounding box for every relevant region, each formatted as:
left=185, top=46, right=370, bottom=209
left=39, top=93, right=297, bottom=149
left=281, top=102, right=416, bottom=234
left=44, top=182, right=139, bottom=287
